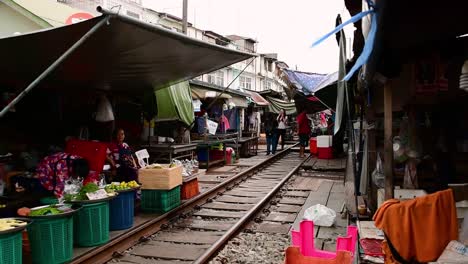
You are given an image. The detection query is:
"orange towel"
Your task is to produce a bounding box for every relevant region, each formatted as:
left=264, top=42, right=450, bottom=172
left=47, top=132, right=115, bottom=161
left=373, top=189, right=458, bottom=263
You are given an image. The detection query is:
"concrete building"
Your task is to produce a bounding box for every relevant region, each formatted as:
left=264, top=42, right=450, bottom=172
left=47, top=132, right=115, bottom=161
left=0, top=0, right=90, bottom=37
left=55, top=0, right=288, bottom=96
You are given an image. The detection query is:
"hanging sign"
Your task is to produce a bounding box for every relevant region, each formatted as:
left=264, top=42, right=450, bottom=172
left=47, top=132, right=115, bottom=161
left=206, top=120, right=218, bottom=135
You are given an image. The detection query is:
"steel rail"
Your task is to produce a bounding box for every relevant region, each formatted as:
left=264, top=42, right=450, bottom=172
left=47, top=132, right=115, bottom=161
left=70, top=144, right=298, bottom=264
left=193, top=150, right=307, bottom=263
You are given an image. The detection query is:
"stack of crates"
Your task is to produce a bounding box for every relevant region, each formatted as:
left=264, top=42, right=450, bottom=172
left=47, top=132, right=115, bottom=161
left=139, top=164, right=183, bottom=213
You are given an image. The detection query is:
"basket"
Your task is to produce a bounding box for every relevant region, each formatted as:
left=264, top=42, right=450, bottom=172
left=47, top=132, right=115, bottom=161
left=109, top=190, right=135, bottom=230
left=181, top=178, right=200, bottom=200
left=73, top=202, right=109, bottom=247
left=141, top=186, right=180, bottom=213
left=0, top=231, right=22, bottom=264
left=28, top=216, right=73, bottom=264
left=40, top=197, right=59, bottom=205
left=139, top=165, right=182, bottom=190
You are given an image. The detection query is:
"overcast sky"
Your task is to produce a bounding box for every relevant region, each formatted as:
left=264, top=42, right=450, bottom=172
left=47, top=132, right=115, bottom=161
left=142, top=0, right=353, bottom=74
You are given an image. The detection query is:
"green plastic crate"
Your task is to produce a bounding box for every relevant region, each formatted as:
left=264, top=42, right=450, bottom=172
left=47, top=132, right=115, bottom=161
left=0, top=231, right=22, bottom=264
left=141, top=186, right=181, bottom=213
left=40, top=197, right=59, bottom=205
left=28, top=216, right=73, bottom=264
left=73, top=202, right=109, bottom=247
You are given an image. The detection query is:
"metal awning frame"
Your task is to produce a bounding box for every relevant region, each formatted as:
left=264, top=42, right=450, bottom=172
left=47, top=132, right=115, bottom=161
left=0, top=16, right=110, bottom=118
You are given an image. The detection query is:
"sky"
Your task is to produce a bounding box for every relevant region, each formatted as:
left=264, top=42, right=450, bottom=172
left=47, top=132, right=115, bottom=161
left=142, top=0, right=353, bottom=74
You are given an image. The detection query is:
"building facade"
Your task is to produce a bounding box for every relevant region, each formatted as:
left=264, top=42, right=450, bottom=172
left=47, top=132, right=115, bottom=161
left=57, top=0, right=288, bottom=96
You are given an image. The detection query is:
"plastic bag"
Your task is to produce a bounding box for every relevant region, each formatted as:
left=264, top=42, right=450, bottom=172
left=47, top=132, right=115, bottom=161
left=303, top=204, right=336, bottom=227
left=95, top=95, right=115, bottom=122
left=460, top=210, right=468, bottom=245
left=372, top=153, right=385, bottom=188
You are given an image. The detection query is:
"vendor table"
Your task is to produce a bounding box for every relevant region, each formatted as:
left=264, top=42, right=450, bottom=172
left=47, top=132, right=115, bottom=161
left=193, top=140, right=227, bottom=170
left=226, top=137, right=258, bottom=158
left=140, top=143, right=197, bottom=163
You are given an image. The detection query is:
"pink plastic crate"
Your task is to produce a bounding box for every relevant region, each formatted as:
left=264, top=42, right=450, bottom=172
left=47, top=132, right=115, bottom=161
left=291, top=220, right=358, bottom=259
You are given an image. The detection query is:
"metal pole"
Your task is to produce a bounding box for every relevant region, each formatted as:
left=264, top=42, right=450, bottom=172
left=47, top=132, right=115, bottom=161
left=384, top=80, right=394, bottom=200
left=0, top=16, right=110, bottom=119
left=182, top=0, right=188, bottom=34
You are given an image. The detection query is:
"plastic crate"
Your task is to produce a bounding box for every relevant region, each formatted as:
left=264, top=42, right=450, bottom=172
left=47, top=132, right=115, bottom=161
left=141, top=186, right=181, bottom=213
left=181, top=178, right=200, bottom=200
left=318, top=147, right=333, bottom=159
left=28, top=216, right=73, bottom=264
left=109, top=190, right=135, bottom=230
left=197, top=150, right=208, bottom=162
left=40, top=197, right=59, bottom=205
left=73, top=202, right=109, bottom=247
left=310, top=138, right=317, bottom=154
left=0, top=231, right=22, bottom=264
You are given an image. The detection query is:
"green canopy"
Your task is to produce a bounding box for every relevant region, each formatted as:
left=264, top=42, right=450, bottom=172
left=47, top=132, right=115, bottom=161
left=155, top=81, right=194, bottom=127
left=266, top=96, right=297, bottom=115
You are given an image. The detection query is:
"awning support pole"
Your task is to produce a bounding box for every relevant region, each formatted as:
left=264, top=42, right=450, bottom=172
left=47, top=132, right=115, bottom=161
left=384, top=80, right=394, bottom=200
left=0, top=16, right=110, bottom=119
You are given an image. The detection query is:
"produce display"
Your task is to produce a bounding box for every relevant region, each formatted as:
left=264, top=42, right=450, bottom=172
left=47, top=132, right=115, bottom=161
left=0, top=218, right=27, bottom=231
left=17, top=204, right=76, bottom=217
left=64, top=182, right=115, bottom=202
left=105, top=181, right=139, bottom=192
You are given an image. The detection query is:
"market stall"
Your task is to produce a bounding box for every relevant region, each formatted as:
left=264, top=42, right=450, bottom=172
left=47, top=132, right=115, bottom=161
left=0, top=6, right=254, bottom=263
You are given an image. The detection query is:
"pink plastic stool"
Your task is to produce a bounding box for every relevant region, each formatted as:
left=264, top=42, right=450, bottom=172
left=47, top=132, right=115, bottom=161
left=291, top=220, right=358, bottom=258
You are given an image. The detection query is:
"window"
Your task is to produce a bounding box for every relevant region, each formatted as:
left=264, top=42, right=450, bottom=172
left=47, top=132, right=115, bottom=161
left=239, top=76, right=252, bottom=90
left=208, top=71, right=224, bottom=86
left=264, top=81, right=272, bottom=90
left=126, top=10, right=140, bottom=19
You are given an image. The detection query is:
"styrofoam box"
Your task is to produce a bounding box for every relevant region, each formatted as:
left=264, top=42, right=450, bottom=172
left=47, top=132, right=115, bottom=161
left=377, top=188, right=428, bottom=208
left=317, top=135, right=332, bottom=148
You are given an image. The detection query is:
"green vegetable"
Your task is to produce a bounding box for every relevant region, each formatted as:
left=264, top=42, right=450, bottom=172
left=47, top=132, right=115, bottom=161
left=30, top=206, right=62, bottom=216
left=77, top=183, right=100, bottom=200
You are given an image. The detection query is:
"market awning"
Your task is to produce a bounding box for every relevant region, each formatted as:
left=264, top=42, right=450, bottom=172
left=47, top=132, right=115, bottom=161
left=266, top=96, right=296, bottom=115
left=0, top=9, right=254, bottom=93
left=282, top=69, right=338, bottom=111
left=155, top=81, right=194, bottom=127
left=247, top=91, right=270, bottom=106
left=191, top=87, right=232, bottom=99
left=227, top=97, right=248, bottom=108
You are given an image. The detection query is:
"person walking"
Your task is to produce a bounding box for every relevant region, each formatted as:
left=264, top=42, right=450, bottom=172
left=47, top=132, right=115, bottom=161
left=297, top=110, right=311, bottom=158
left=274, top=109, right=288, bottom=152
left=264, top=113, right=278, bottom=155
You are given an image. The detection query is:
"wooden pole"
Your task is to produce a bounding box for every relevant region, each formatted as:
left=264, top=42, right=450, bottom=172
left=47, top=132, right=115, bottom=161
left=384, top=80, right=394, bottom=200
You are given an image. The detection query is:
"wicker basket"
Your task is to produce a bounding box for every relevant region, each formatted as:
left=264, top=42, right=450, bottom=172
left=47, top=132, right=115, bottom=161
left=139, top=165, right=183, bottom=190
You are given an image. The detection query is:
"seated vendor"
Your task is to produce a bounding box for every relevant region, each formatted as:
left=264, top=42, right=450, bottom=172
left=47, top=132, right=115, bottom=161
left=36, top=152, right=90, bottom=197
left=107, top=128, right=139, bottom=182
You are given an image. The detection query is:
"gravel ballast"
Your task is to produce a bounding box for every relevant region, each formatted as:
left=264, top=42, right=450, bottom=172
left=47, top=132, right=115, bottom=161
left=209, top=232, right=290, bottom=264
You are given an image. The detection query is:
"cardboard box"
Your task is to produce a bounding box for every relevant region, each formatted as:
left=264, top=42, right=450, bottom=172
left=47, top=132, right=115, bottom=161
left=139, top=164, right=182, bottom=190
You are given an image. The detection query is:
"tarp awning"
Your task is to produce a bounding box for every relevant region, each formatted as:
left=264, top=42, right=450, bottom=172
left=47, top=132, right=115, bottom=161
left=247, top=91, right=269, bottom=106
left=227, top=97, right=248, bottom=108
left=156, top=81, right=194, bottom=127
left=0, top=12, right=254, bottom=93
left=191, top=87, right=232, bottom=99
left=266, top=97, right=296, bottom=115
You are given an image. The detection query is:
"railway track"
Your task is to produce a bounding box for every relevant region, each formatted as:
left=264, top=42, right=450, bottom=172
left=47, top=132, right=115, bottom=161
left=72, top=145, right=307, bottom=264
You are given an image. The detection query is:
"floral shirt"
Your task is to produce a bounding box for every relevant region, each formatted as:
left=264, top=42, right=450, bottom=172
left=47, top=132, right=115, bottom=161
left=36, top=152, right=81, bottom=197
left=107, top=142, right=137, bottom=169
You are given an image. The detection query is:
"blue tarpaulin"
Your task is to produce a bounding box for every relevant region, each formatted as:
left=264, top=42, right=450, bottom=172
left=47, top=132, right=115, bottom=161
left=283, top=69, right=338, bottom=95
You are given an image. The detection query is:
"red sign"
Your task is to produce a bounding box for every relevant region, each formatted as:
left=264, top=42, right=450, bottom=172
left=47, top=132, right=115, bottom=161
left=65, top=13, right=94, bottom=25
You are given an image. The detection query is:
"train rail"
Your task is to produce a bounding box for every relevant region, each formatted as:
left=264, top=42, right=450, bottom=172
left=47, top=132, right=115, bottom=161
left=72, top=144, right=307, bottom=264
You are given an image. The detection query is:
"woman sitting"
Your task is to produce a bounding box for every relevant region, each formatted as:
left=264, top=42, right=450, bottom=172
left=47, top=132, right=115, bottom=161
left=107, top=128, right=139, bottom=182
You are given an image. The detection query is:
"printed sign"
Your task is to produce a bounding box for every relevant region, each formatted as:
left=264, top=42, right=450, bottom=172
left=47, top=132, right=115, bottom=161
left=86, top=189, right=108, bottom=200
left=66, top=13, right=94, bottom=25
left=206, top=120, right=218, bottom=135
